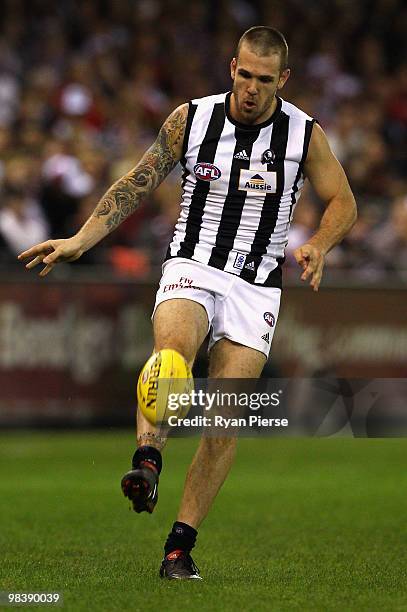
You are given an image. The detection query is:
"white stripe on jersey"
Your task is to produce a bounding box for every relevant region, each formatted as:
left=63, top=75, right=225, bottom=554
left=187, top=93, right=225, bottom=162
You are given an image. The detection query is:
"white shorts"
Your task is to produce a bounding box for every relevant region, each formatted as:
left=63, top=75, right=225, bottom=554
left=152, top=258, right=281, bottom=358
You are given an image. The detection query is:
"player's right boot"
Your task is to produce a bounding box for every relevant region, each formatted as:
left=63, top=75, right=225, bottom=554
left=159, top=550, right=202, bottom=580
left=121, top=462, right=159, bottom=514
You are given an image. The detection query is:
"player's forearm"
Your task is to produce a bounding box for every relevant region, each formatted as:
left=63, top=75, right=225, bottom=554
left=74, top=178, right=140, bottom=252
left=73, top=104, right=187, bottom=253
left=75, top=154, right=175, bottom=252
left=74, top=172, right=150, bottom=252
left=307, top=196, right=357, bottom=254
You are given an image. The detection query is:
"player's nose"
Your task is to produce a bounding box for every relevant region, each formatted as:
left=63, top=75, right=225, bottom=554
left=247, top=80, right=258, bottom=95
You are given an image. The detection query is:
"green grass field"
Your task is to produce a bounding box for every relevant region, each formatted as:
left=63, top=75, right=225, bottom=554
left=1, top=432, right=407, bottom=611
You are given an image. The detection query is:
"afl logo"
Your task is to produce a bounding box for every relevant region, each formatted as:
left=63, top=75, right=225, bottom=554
left=194, top=162, right=221, bottom=181
left=263, top=312, right=275, bottom=327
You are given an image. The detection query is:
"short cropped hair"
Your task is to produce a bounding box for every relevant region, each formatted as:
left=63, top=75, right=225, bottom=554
left=236, top=26, right=288, bottom=70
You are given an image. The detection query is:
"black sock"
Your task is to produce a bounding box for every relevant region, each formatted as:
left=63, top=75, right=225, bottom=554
left=132, top=446, right=162, bottom=474
left=164, top=521, right=197, bottom=556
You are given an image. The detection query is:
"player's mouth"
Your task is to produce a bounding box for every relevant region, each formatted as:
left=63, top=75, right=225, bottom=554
left=243, top=99, right=256, bottom=110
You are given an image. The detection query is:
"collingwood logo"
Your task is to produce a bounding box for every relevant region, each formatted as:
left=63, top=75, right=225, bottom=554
left=238, top=169, right=277, bottom=193
left=261, top=149, right=275, bottom=164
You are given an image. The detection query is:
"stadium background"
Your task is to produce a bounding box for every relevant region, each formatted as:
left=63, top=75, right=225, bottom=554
left=1, top=1, right=407, bottom=610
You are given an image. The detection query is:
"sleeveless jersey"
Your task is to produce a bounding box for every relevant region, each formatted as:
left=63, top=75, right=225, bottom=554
left=166, top=91, right=316, bottom=288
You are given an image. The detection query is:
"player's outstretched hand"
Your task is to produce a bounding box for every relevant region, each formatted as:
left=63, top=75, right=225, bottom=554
left=293, top=242, right=325, bottom=292
left=18, top=237, right=84, bottom=277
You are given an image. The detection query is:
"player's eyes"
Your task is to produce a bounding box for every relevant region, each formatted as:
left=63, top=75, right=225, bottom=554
left=238, top=71, right=273, bottom=83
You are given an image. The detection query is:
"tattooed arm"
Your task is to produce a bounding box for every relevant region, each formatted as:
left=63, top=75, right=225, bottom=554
left=18, top=104, right=188, bottom=276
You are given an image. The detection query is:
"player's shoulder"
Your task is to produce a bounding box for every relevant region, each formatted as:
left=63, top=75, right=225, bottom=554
left=280, top=98, right=315, bottom=123
left=190, top=92, right=227, bottom=109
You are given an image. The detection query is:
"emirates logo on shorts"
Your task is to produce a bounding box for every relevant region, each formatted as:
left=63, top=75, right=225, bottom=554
left=163, top=276, right=201, bottom=292
left=263, top=312, right=275, bottom=327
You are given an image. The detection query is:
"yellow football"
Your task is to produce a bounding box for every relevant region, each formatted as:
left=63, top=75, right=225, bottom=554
left=137, top=349, right=194, bottom=426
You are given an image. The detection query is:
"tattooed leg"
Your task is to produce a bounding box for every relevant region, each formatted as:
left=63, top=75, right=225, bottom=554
left=137, top=430, right=167, bottom=451
left=122, top=415, right=167, bottom=512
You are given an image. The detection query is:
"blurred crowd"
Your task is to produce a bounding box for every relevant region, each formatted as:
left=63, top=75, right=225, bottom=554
left=0, top=0, right=406, bottom=281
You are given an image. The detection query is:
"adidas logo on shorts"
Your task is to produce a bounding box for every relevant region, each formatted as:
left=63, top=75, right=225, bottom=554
left=234, top=149, right=249, bottom=161
left=261, top=332, right=270, bottom=344
left=245, top=261, right=255, bottom=271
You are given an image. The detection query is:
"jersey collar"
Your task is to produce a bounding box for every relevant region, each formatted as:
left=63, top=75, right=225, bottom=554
left=225, top=92, right=282, bottom=130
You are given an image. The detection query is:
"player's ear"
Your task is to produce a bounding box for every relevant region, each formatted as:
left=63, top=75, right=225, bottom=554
left=277, top=68, right=290, bottom=90
left=230, top=57, right=237, bottom=80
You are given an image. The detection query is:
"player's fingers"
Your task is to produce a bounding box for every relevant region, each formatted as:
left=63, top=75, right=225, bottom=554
left=311, top=276, right=322, bottom=291
left=293, top=248, right=306, bottom=266
left=39, top=263, right=55, bottom=277
left=42, top=248, right=63, bottom=265
left=301, top=259, right=316, bottom=281
left=25, top=255, right=44, bottom=269
left=310, top=260, right=324, bottom=291
left=311, top=271, right=321, bottom=291
left=18, top=242, right=54, bottom=261
left=303, top=251, right=324, bottom=282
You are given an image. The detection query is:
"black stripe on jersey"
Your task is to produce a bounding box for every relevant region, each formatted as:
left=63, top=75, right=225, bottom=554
left=177, top=102, right=225, bottom=259
left=287, top=118, right=316, bottom=226
left=264, top=255, right=284, bottom=287
left=207, top=127, right=260, bottom=270
left=239, top=111, right=290, bottom=284
left=180, top=103, right=197, bottom=191
left=181, top=102, right=197, bottom=167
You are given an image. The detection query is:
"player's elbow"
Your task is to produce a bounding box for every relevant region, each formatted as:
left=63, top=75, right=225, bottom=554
left=339, top=186, right=357, bottom=230
left=348, top=195, right=358, bottom=229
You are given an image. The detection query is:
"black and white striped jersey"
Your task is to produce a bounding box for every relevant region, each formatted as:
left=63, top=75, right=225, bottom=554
left=166, top=91, right=316, bottom=288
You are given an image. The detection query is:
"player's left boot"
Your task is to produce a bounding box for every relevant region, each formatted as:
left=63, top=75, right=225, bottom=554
left=159, top=550, right=202, bottom=580
left=121, top=463, right=158, bottom=514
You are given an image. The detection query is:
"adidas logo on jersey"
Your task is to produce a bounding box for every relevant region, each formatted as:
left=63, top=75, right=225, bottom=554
left=234, top=149, right=249, bottom=161
left=245, top=261, right=255, bottom=271
left=261, top=333, right=270, bottom=344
